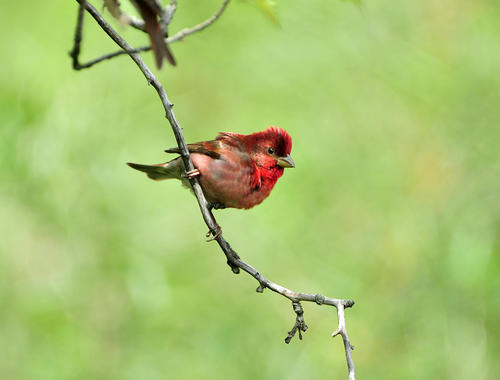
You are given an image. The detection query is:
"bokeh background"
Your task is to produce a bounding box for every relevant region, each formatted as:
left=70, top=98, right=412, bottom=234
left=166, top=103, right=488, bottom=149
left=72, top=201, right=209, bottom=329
left=1, top=0, right=499, bottom=379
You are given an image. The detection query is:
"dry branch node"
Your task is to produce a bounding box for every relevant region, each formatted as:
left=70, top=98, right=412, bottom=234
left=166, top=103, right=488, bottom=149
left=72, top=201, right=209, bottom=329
left=315, top=293, right=325, bottom=305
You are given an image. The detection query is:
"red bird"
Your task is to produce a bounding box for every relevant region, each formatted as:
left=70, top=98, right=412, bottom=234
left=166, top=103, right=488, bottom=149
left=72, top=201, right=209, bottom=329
left=127, top=126, right=294, bottom=210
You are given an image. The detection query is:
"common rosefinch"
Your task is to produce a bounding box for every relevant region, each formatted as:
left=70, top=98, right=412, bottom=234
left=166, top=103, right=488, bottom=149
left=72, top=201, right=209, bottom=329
left=127, top=126, right=294, bottom=209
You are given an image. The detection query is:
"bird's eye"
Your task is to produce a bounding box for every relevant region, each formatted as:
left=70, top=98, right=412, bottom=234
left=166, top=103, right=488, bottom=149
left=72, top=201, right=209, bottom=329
left=267, top=147, right=275, bottom=154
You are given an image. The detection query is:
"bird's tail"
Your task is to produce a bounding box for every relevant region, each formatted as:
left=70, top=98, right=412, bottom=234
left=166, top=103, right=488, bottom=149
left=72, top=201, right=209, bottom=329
left=127, top=158, right=183, bottom=181
left=134, top=0, right=177, bottom=68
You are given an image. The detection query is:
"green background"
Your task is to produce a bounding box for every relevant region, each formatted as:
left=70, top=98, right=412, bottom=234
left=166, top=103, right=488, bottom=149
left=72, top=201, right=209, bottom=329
left=1, top=1, right=499, bottom=379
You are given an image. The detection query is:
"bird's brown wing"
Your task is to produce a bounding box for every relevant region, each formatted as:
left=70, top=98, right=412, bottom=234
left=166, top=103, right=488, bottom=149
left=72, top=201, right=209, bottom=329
left=165, top=140, right=221, bottom=159
left=165, top=135, right=261, bottom=191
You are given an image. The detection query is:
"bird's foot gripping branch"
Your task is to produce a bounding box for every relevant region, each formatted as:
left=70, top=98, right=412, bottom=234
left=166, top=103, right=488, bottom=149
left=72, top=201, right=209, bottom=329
left=70, top=1, right=356, bottom=379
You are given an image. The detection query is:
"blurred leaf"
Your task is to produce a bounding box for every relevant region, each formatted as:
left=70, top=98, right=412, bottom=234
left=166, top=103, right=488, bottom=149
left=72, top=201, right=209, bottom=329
left=248, top=0, right=362, bottom=25
left=250, top=0, right=280, bottom=25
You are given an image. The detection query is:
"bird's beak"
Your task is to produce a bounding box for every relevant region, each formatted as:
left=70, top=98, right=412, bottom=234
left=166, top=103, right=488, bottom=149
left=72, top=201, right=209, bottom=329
left=276, top=154, right=295, bottom=168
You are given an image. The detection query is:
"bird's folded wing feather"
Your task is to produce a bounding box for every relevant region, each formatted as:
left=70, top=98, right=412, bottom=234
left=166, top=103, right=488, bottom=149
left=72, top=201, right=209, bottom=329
left=165, top=140, right=221, bottom=159
left=165, top=134, right=261, bottom=191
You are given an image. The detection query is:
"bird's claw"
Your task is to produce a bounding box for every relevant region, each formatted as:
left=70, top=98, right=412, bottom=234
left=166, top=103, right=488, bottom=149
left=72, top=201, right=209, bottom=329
left=206, top=225, right=222, bottom=242
left=208, top=202, right=226, bottom=210
left=185, top=169, right=200, bottom=179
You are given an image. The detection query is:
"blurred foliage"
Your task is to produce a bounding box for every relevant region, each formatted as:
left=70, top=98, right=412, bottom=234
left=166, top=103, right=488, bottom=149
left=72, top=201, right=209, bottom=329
left=1, top=0, right=499, bottom=379
left=254, top=0, right=279, bottom=25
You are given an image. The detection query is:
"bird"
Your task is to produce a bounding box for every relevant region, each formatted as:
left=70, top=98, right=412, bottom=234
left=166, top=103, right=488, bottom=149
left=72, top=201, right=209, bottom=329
left=127, top=126, right=294, bottom=210
left=104, top=0, right=176, bottom=68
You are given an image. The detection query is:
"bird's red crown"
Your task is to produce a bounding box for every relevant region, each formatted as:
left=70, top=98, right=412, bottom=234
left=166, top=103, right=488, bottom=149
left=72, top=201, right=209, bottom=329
left=245, top=126, right=292, bottom=156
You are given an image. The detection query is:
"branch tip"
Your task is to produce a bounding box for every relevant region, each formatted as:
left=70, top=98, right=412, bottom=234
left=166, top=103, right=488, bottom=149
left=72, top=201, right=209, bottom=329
left=344, top=299, right=355, bottom=308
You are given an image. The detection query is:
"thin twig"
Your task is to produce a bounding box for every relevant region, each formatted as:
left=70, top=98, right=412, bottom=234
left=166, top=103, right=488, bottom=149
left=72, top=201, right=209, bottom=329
left=69, top=0, right=86, bottom=70
left=71, top=2, right=355, bottom=379
left=72, top=45, right=152, bottom=70
left=161, top=0, right=177, bottom=26
left=168, top=0, right=230, bottom=42
left=332, top=304, right=355, bottom=380
left=72, top=0, right=230, bottom=70
left=129, top=0, right=229, bottom=38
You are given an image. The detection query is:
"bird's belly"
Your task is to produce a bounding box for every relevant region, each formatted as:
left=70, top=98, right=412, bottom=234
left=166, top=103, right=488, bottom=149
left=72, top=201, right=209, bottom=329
left=191, top=153, right=271, bottom=209
left=200, top=177, right=272, bottom=209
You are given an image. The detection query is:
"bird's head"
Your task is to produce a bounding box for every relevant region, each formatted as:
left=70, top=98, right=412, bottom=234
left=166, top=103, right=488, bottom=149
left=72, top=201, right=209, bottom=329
left=244, top=126, right=294, bottom=172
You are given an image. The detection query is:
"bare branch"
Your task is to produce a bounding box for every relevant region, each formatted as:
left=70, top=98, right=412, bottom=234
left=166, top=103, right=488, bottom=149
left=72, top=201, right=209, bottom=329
left=161, top=0, right=177, bottom=26
left=71, top=45, right=152, bottom=70
left=168, top=0, right=230, bottom=42
left=71, top=2, right=356, bottom=379
left=332, top=303, right=356, bottom=380
left=69, top=0, right=86, bottom=70
left=71, top=0, right=230, bottom=70
left=129, top=0, right=229, bottom=39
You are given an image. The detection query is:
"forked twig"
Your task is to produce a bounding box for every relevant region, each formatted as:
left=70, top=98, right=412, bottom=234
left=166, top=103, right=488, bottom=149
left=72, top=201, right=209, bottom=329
left=70, top=0, right=230, bottom=70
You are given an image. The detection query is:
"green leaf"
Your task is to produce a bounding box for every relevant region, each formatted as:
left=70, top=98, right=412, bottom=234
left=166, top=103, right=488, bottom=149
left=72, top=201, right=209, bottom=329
left=253, top=0, right=280, bottom=25
left=248, top=0, right=362, bottom=25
